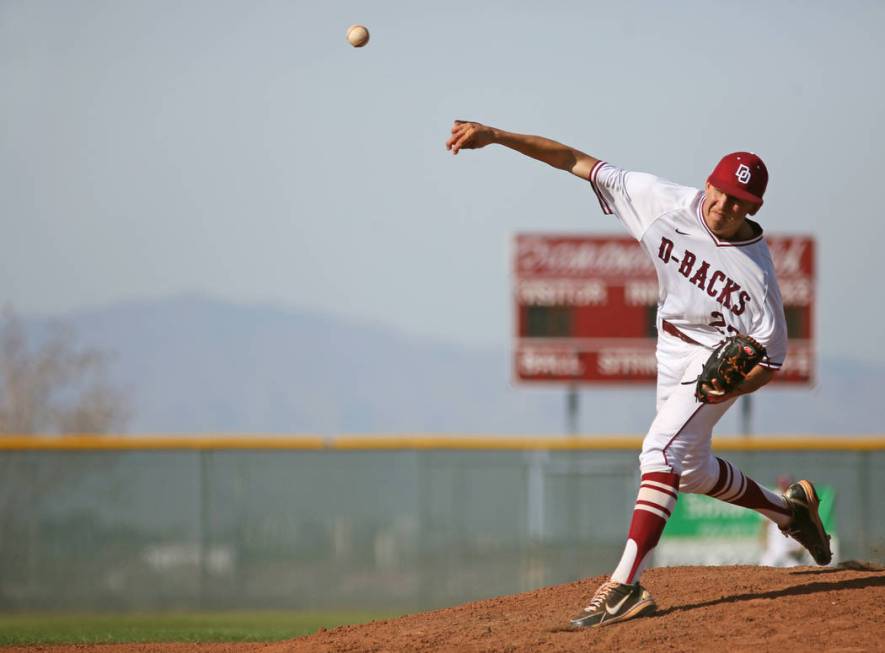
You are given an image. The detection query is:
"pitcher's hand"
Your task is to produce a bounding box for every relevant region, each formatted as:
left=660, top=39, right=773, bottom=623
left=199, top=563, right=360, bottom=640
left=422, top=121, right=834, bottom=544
left=446, top=120, right=495, bottom=155
left=698, top=378, right=730, bottom=404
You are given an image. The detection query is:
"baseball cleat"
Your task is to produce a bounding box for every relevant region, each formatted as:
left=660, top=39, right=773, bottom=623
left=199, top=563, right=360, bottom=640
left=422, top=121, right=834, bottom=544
left=780, top=479, right=833, bottom=565
left=569, top=580, right=657, bottom=628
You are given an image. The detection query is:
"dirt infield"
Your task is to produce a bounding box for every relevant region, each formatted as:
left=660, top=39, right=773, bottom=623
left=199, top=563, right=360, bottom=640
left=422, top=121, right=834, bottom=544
left=6, top=564, right=884, bottom=653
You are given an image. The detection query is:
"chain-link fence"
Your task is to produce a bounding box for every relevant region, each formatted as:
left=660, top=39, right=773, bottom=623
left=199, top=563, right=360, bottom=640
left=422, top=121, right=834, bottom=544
left=1, top=438, right=882, bottom=612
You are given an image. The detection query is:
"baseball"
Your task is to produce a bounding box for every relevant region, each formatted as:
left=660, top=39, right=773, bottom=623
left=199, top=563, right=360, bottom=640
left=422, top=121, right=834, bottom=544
left=346, top=24, right=369, bottom=48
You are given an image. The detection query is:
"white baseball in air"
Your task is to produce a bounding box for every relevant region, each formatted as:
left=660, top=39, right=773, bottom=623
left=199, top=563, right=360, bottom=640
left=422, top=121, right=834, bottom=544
left=346, top=24, right=369, bottom=48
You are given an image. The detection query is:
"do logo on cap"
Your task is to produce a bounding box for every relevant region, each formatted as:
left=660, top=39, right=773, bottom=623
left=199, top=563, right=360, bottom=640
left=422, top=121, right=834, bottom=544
left=707, top=152, right=768, bottom=207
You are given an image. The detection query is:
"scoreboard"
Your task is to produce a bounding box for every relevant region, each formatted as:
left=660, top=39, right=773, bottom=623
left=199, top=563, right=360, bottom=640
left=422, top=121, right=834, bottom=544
left=513, top=234, right=815, bottom=385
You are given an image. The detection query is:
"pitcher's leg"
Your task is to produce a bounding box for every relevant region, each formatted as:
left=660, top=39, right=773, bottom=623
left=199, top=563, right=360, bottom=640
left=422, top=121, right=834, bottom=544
left=612, top=359, right=735, bottom=585
left=610, top=470, right=679, bottom=585
left=571, top=379, right=732, bottom=629
left=572, top=343, right=733, bottom=629
left=683, top=458, right=833, bottom=565
left=702, top=457, right=791, bottom=526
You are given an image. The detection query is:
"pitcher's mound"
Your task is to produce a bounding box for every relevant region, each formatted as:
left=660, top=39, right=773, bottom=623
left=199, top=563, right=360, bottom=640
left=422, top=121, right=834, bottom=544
left=273, top=563, right=884, bottom=653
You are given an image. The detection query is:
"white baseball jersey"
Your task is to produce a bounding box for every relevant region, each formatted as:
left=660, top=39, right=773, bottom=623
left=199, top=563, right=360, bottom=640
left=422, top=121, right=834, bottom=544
left=589, top=161, right=787, bottom=370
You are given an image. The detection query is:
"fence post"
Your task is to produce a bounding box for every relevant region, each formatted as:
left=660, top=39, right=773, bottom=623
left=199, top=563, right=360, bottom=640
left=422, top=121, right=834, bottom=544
left=858, top=450, right=869, bottom=560
left=199, top=449, right=209, bottom=610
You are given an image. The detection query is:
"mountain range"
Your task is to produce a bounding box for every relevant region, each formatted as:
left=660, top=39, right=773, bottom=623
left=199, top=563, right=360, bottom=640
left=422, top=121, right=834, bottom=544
left=23, top=295, right=883, bottom=436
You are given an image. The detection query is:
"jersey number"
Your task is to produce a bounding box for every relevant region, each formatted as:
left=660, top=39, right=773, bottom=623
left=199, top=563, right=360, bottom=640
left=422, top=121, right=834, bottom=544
left=709, top=311, right=739, bottom=335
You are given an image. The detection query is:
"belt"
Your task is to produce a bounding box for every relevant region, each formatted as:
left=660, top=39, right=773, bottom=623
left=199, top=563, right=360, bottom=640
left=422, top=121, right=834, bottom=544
left=661, top=320, right=702, bottom=346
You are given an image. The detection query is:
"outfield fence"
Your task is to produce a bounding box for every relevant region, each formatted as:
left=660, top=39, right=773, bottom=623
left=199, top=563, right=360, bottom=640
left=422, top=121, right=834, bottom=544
left=1, top=435, right=883, bottom=612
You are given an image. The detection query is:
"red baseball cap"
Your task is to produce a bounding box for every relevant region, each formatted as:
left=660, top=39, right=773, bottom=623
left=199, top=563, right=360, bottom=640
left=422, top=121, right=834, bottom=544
left=707, top=152, right=768, bottom=207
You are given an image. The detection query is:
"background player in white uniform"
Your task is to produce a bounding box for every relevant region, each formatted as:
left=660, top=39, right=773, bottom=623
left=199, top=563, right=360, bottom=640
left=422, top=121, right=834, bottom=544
left=446, top=120, right=832, bottom=628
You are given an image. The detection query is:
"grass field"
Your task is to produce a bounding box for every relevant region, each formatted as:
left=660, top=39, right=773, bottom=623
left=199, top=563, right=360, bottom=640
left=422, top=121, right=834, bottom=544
left=0, top=611, right=398, bottom=645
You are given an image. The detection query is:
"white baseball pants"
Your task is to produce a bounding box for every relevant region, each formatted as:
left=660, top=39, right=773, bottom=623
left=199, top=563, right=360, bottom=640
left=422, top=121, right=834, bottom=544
left=639, top=330, right=736, bottom=494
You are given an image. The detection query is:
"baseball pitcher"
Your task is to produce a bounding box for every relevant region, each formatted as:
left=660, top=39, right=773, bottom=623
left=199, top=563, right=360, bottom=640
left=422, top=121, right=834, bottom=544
left=446, top=120, right=832, bottom=628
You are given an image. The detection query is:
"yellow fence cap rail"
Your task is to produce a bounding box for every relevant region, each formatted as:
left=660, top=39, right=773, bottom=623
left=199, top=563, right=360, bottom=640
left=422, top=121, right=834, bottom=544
left=331, top=435, right=642, bottom=450
left=0, top=434, right=883, bottom=451
left=0, top=434, right=327, bottom=450
left=712, top=436, right=885, bottom=451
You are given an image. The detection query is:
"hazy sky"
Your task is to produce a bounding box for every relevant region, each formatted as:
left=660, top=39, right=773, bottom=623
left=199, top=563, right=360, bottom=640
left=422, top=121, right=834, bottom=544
left=3, top=1, right=884, bottom=363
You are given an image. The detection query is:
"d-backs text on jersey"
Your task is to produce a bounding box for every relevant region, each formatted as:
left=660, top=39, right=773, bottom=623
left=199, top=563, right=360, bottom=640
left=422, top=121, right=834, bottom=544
left=658, top=236, right=752, bottom=315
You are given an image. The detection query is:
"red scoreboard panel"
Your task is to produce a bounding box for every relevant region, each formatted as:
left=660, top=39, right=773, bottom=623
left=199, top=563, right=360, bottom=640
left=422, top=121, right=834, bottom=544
left=513, top=234, right=815, bottom=385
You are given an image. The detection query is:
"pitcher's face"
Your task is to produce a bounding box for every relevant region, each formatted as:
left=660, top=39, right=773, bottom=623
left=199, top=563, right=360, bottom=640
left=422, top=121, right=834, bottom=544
left=703, top=183, right=760, bottom=239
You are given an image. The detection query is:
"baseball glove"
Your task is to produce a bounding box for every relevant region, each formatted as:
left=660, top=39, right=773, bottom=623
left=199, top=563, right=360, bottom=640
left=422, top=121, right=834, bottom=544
left=695, top=335, right=767, bottom=403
